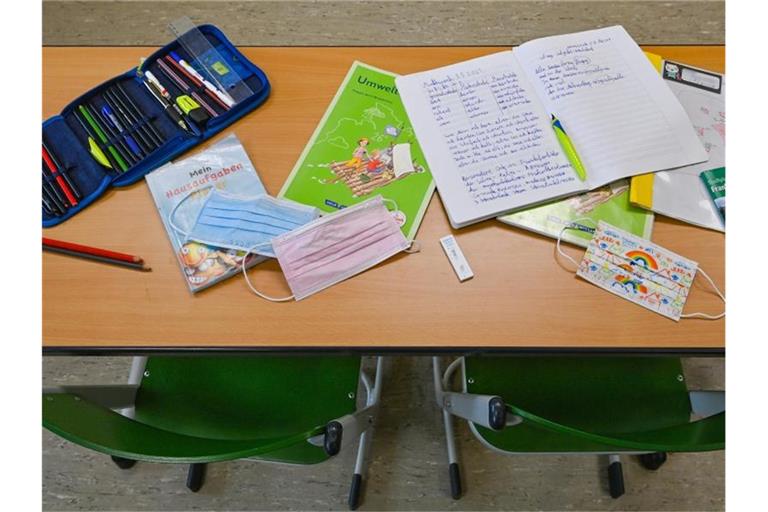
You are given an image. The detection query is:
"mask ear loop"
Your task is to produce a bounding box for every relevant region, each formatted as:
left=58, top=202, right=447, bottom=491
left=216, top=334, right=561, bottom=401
left=241, top=242, right=295, bottom=302
left=555, top=218, right=597, bottom=270
left=167, top=185, right=214, bottom=236
left=680, top=268, right=725, bottom=320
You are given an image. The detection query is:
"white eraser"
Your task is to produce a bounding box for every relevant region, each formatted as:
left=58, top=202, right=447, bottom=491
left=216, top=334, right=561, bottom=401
left=439, top=235, right=474, bottom=282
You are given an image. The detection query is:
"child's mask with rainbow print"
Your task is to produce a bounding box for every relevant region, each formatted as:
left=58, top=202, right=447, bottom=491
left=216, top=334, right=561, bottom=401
left=558, top=220, right=724, bottom=321
left=576, top=221, right=697, bottom=320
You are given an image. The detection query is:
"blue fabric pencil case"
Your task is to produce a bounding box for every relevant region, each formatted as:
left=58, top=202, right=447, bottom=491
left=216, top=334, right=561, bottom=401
left=41, top=24, right=270, bottom=227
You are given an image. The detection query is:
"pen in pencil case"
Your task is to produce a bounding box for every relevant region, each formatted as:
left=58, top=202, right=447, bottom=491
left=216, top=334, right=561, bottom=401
left=42, top=152, right=78, bottom=207
left=42, top=176, right=67, bottom=214
left=71, top=109, right=115, bottom=170
left=168, top=51, right=235, bottom=108
left=113, top=82, right=166, bottom=145
left=77, top=105, right=129, bottom=172
left=42, top=141, right=81, bottom=200
left=101, top=90, right=155, bottom=154
left=163, top=55, right=230, bottom=111
left=89, top=103, right=138, bottom=166
left=41, top=192, right=55, bottom=215
left=106, top=85, right=165, bottom=148
left=143, top=71, right=191, bottom=133
left=101, top=105, right=144, bottom=158
left=156, top=59, right=219, bottom=118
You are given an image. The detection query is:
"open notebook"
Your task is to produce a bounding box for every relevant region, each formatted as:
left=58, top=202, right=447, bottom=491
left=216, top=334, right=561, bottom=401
left=396, top=26, right=707, bottom=228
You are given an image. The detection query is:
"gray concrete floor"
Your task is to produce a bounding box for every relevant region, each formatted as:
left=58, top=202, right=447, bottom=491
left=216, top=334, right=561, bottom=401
left=43, top=1, right=724, bottom=46
left=43, top=356, right=724, bottom=511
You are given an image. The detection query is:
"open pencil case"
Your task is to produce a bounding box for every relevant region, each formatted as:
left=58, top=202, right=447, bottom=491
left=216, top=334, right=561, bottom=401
left=41, top=23, right=270, bottom=227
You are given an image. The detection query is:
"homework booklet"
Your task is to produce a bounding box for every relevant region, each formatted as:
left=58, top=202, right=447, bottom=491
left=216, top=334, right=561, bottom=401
left=279, top=61, right=435, bottom=240
left=146, top=134, right=267, bottom=293
left=396, top=26, right=708, bottom=228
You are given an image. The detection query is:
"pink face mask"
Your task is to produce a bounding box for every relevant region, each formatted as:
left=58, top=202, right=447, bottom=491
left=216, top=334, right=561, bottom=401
left=243, top=195, right=417, bottom=301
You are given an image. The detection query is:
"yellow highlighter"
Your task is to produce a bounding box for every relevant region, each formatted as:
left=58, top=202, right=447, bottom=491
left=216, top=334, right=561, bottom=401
left=551, top=114, right=587, bottom=181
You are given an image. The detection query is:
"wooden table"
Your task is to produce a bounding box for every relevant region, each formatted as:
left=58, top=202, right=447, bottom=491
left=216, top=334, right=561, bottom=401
left=42, top=46, right=725, bottom=354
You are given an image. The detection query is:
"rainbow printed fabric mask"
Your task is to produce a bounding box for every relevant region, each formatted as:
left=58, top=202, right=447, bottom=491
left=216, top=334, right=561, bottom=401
left=559, top=220, right=725, bottom=321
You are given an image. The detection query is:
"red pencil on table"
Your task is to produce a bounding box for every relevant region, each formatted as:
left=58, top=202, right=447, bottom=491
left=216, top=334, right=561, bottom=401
left=43, top=238, right=150, bottom=271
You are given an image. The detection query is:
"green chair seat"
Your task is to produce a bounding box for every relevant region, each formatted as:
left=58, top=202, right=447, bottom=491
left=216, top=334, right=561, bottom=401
left=43, top=392, right=323, bottom=463
left=43, top=356, right=361, bottom=465
left=465, top=356, right=724, bottom=453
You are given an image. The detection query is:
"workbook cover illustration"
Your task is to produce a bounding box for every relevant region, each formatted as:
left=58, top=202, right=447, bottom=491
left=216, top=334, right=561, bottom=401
left=146, top=134, right=267, bottom=293
left=498, top=180, right=653, bottom=247
left=279, top=61, right=435, bottom=240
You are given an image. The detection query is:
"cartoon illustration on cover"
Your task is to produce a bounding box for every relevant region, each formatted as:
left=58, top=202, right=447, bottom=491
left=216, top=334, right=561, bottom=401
left=179, top=242, right=247, bottom=287
left=319, top=124, right=426, bottom=197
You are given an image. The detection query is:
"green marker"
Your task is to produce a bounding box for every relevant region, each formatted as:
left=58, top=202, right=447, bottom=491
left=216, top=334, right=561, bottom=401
left=551, top=114, right=587, bottom=181
left=78, top=105, right=128, bottom=172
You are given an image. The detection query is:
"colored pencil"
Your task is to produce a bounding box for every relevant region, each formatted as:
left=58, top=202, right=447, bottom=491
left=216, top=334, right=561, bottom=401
left=42, top=240, right=150, bottom=271
left=43, top=245, right=151, bottom=271
left=42, top=141, right=82, bottom=199
left=43, top=237, right=144, bottom=264
left=42, top=148, right=78, bottom=206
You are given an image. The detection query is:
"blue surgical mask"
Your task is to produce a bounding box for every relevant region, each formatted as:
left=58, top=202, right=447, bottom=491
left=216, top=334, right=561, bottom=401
left=170, top=188, right=320, bottom=257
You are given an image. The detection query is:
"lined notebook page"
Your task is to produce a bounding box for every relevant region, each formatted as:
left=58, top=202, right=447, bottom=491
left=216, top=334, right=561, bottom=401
left=514, top=25, right=708, bottom=188
left=396, top=52, right=581, bottom=228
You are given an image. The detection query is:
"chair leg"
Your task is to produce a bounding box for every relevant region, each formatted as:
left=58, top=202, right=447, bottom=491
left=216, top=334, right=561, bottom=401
left=639, top=451, right=668, bottom=470
left=186, top=463, right=206, bottom=492
left=607, top=455, right=625, bottom=499
left=348, top=356, right=384, bottom=511
left=110, top=456, right=137, bottom=469
left=348, top=431, right=370, bottom=510
left=443, top=408, right=462, bottom=500
left=433, top=357, right=463, bottom=500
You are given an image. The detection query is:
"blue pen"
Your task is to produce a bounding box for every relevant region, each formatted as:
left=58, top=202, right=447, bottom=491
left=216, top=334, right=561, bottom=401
left=101, top=105, right=143, bottom=158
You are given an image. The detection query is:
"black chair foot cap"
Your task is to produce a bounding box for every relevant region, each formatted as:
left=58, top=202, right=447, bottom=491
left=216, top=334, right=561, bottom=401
left=608, top=461, right=625, bottom=499
left=639, top=452, right=668, bottom=471
left=449, top=462, right=462, bottom=500
left=186, top=463, right=206, bottom=492
left=348, top=473, right=363, bottom=510
left=111, top=456, right=137, bottom=470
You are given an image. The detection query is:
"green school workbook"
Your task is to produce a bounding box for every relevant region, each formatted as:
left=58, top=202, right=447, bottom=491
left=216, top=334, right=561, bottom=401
left=279, top=61, right=435, bottom=240
left=498, top=180, right=654, bottom=248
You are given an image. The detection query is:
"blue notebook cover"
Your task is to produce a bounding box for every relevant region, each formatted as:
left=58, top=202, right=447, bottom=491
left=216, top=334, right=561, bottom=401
left=145, top=133, right=267, bottom=292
